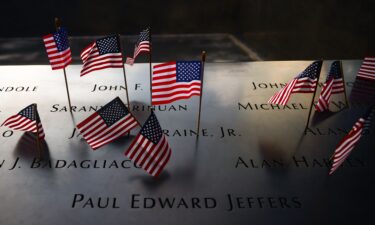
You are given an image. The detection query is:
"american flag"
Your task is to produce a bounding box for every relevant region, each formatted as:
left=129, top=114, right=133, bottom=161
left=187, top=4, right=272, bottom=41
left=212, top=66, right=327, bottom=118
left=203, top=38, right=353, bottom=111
left=329, top=105, right=374, bottom=175
left=2, top=104, right=45, bottom=139
left=357, top=57, right=375, bottom=81
left=42, top=27, right=72, bottom=70
left=315, top=61, right=345, bottom=112
left=350, top=57, right=375, bottom=103
left=76, top=97, right=139, bottom=150
left=125, top=111, right=171, bottom=177
left=125, top=28, right=150, bottom=65
left=152, top=61, right=202, bottom=105
left=268, top=61, right=322, bottom=105
left=80, top=35, right=123, bottom=76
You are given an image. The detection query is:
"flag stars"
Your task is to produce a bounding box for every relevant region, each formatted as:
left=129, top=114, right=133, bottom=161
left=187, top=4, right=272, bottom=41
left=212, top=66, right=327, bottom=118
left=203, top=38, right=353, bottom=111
left=141, top=113, right=162, bottom=144
left=97, top=36, right=121, bottom=55
left=325, top=61, right=342, bottom=81
left=137, top=28, right=150, bottom=45
left=176, top=61, right=201, bottom=82
left=297, top=61, right=321, bottom=79
left=19, top=105, right=36, bottom=121
left=54, top=28, right=69, bottom=52
left=98, top=98, right=129, bottom=127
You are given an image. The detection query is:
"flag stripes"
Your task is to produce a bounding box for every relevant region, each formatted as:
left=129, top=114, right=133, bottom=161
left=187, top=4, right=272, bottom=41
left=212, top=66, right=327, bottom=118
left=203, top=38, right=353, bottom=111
left=125, top=28, right=150, bottom=65
left=77, top=113, right=138, bottom=150
left=76, top=97, right=139, bottom=150
left=329, top=119, right=364, bottom=175
left=124, top=111, right=171, bottom=177
left=126, top=134, right=171, bottom=177
left=315, top=61, right=345, bottom=112
left=329, top=105, right=374, bottom=175
left=357, top=57, right=375, bottom=81
left=1, top=105, right=45, bottom=139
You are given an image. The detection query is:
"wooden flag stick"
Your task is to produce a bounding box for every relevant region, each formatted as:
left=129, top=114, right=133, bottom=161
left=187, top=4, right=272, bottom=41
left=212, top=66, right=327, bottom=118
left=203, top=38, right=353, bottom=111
left=304, top=61, right=322, bottom=131
left=119, top=35, right=131, bottom=108
left=55, top=17, right=73, bottom=113
left=339, top=61, right=350, bottom=109
left=197, top=51, right=206, bottom=137
left=34, top=104, right=42, bottom=159
left=148, top=27, right=153, bottom=106
left=122, top=64, right=131, bottom=108
left=63, top=68, right=73, bottom=113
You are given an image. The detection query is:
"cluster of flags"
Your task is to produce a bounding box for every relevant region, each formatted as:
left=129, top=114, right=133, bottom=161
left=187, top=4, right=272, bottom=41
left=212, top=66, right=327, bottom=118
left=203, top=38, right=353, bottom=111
left=1, top=98, right=171, bottom=177
left=268, top=60, right=322, bottom=106
left=1, top=19, right=373, bottom=177
left=268, top=59, right=374, bottom=175
left=29, top=21, right=205, bottom=177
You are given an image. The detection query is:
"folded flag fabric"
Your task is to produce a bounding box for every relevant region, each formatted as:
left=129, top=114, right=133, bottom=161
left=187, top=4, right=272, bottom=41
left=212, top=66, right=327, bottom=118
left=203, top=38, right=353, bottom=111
left=268, top=61, right=322, bottom=105
left=77, top=97, right=139, bottom=150
left=2, top=104, right=45, bottom=139
left=80, top=35, right=123, bottom=76
left=125, top=28, right=150, bottom=65
left=152, top=61, right=202, bottom=105
left=329, top=104, right=374, bottom=175
left=125, top=111, right=171, bottom=177
left=43, top=27, right=72, bottom=70
left=315, top=61, right=345, bottom=112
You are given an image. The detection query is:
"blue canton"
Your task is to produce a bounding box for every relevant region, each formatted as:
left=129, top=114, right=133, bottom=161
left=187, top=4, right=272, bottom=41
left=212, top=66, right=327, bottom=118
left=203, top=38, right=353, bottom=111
left=176, top=61, right=202, bottom=82
left=96, top=35, right=121, bottom=55
left=98, top=97, right=129, bottom=127
left=140, top=112, right=162, bottom=144
left=53, top=27, right=69, bottom=52
left=296, top=61, right=322, bottom=79
left=137, top=28, right=150, bottom=45
left=326, top=61, right=342, bottom=81
left=19, top=104, right=36, bottom=121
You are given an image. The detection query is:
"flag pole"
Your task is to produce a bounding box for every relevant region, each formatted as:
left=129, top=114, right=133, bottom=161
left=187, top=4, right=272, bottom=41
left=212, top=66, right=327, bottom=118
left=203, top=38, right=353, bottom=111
left=304, top=61, right=323, bottom=131
left=197, top=51, right=206, bottom=137
left=55, top=17, right=73, bottom=113
left=148, top=27, right=153, bottom=106
left=34, top=104, right=42, bottom=159
left=339, top=61, right=350, bottom=109
left=119, top=35, right=131, bottom=108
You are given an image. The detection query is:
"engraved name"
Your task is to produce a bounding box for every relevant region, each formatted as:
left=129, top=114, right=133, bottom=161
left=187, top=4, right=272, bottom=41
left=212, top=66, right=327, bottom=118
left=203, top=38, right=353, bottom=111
left=0, top=86, right=38, bottom=93
left=235, top=156, right=365, bottom=169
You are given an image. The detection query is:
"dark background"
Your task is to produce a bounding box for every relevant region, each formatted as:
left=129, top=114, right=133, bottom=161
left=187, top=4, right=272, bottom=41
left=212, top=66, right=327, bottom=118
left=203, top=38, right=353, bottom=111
left=1, top=0, right=375, bottom=61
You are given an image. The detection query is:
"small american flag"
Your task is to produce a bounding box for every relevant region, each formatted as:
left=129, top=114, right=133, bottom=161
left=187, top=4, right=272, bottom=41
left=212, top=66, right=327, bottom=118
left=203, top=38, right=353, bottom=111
left=125, top=111, right=171, bottom=177
left=77, top=97, right=139, bottom=150
left=80, top=35, right=123, bottom=76
left=2, top=104, right=45, bottom=139
left=42, top=27, right=72, bottom=70
left=357, top=57, right=375, bottom=81
left=268, top=61, right=322, bottom=105
left=329, top=105, right=374, bottom=175
left=350, top=57, right=375, bottom=103
left=152, top=61, right=202, bottom=105
left=125, top=28, right=150, bottom=65
left=315, top=61, right=345, bottom=112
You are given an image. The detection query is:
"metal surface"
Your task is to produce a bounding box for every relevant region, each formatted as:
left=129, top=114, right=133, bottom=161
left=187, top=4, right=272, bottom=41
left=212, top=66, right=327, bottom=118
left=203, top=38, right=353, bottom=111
left=0, top=61, right=373, bottom=225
